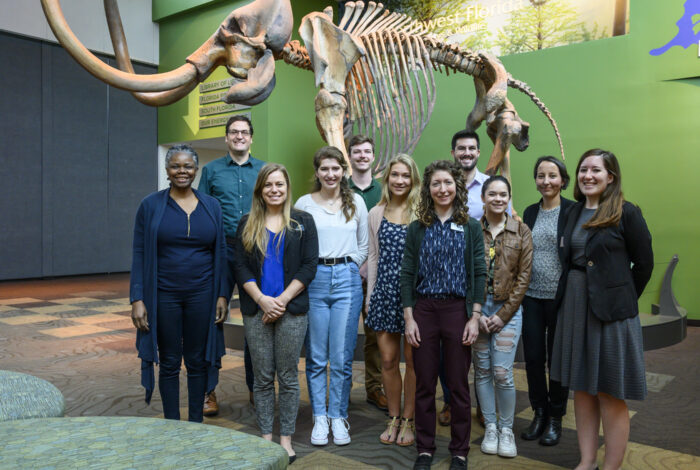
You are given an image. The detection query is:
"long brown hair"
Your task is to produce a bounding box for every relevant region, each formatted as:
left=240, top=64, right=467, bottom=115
left=313, top=146, right=356, bottom=222
left=416, top=160, right=469, bottom=226
left=241, top=163, right=295, bottom=255
left=574, top=149, right=624, bottom=228
left=378, top=154, right=421, bottom=224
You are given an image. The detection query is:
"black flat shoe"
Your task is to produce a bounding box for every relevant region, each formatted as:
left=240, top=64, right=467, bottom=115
left=521, top=408, right=547, bottom=440
left=288, top=454, right=296, bottom=465
left=539, top=417, right=562, bottom=446
left=413, top=453, right=433, bottom=470
left=449, top=456, right=468, bottom=469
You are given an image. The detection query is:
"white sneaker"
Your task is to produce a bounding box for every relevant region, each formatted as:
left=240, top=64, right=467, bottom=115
left=498, top=427, right=517, bottom=458
left=311, top=415, right=329, bottom=445
left=481, top=423, right=498, bottom=454
left=331, top=418, right=351, bottom=445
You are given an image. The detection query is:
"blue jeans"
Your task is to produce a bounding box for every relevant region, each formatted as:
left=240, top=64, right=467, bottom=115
left=473, top=295, right=522, bottom=429
left=305, top=262, right=362, bottom=419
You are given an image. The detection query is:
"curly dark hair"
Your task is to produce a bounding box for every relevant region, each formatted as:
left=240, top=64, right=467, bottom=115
left=312, top=146, right=356, bottom=222
left=416, top=160, right=469, bottom=226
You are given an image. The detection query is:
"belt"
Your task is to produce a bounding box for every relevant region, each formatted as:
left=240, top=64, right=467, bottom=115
left=318, top=256, right=353, bottom=266
left=418, top=294, right=463, bottom=300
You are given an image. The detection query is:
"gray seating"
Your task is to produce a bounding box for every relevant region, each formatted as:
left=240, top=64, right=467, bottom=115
left=0, top=370, right=65, bottom=421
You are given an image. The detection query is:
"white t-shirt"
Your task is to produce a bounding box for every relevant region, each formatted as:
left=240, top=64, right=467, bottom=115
left=295, top=192, right=369, bottom=266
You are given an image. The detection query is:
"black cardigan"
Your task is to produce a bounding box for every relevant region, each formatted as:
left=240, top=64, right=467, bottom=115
left=556, top=201, right=653, bottom=322
left=233, top=209, right=318, bottom=316
left=522, top=196, right=575, bottom=240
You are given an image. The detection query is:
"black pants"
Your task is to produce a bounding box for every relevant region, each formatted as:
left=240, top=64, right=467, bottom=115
left=227, top=242, right=254, bottom=393
left=157, top=287, right=213, bottom=422
left=521, top=295, right=568, bottom=418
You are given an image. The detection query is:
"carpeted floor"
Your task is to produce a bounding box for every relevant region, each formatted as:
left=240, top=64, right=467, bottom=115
left=0, top=274, right=698, bottom=469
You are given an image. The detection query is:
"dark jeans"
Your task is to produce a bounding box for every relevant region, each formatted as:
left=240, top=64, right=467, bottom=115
left=226, top=242, right=254, bottom=393
left=521, top=295, right=568, bottom=418
left=413, top=298, right=472, bottom=458
left=157, top=287, right=213, bottom=422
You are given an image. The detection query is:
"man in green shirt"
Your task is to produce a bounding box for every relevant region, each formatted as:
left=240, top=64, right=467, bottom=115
left=348, top=135, right=387, bottom=411
left=198, top=115, right=264, bottom=415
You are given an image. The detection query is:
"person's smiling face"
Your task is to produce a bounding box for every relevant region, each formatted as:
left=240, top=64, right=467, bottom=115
left=166, top=152, right=197, bottom=189
left=429, top=170, right=456, bottom=210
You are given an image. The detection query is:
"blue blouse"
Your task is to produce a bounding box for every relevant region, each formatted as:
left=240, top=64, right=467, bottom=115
left=417, top=217, right=468, bottom=298
left=157, top=198, right=216, bottom=291
left=260, top=230, right=285, bottom=298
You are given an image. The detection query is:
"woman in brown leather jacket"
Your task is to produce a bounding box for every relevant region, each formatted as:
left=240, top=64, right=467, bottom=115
left=474, top=175, right=532, bottom=459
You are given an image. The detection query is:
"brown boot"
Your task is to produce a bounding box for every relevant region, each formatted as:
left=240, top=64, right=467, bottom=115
left=203, top=391, right=218, bottom=416
left=366, top=389, right=388, bottom=412
left=438, top=403, right=451, bottom=426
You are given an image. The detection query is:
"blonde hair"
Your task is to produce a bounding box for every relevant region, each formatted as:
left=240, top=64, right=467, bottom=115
left=312, top=146, right=356, bottom=222
left=378, top=154, right=421, bottom=224
left=241, top=163, right=295, bottom=255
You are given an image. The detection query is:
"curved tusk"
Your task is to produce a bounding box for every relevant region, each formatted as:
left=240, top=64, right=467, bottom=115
left=103, top=0, right=198, bottom=106
left=131, top=80, right=200, bottom=106
left=42, top=0, right=198, bottom=92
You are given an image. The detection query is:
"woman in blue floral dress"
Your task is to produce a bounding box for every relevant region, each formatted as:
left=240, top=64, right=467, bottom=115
left=366, top=154, right=421, bottom=446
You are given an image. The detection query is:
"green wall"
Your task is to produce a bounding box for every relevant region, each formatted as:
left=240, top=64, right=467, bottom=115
left=156, top=0, right=700, bottom=319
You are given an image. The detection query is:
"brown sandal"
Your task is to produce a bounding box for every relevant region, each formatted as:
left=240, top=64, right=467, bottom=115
left=397, top=418, right=415, bottom=447
left=379, top=416, right=400, bottom=444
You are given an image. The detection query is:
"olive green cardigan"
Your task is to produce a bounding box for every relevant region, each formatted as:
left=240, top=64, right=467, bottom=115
left=399, top=218, right=487, bottom=317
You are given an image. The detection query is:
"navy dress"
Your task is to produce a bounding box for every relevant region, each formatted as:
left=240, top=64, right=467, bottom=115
left=367, top=218, right=407, bottom=333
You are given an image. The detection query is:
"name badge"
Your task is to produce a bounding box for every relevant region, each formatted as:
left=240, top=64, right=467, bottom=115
left=450, top=223, right=464, bottom=232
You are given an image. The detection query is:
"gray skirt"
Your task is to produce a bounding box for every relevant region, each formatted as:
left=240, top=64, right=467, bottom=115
left=551, top=269, right=647, bottom=401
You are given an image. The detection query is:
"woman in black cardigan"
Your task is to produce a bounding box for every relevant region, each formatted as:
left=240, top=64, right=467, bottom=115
left=520, top=156, right=574, bottom=446
left=233, top=163, right=318, bottom=464
left=550, top=149, right=653, bottom=470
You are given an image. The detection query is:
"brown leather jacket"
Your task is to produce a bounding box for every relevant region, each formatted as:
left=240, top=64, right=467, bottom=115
left=481, top=215, right=533, bottom=324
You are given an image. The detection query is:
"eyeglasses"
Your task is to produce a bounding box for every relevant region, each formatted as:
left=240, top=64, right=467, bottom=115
left=227, top=130, right=251, bottom=137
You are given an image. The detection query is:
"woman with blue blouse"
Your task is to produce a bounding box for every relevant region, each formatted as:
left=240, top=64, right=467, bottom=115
left=130, top=144, right=228, bottom=423
left=234, top=163, right=318, bottom=464
left=521, top=156, right=574, bottom=446
left=401, top=160, right=485, bottom=470
left=295, top=146, right=368, bottom=447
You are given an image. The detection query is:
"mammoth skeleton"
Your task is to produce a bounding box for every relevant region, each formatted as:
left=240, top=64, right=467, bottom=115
left=41, top=0, right=564, bottom=183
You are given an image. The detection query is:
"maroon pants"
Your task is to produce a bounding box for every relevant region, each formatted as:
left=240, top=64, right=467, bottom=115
left=412, top=297, right=472, bottom=457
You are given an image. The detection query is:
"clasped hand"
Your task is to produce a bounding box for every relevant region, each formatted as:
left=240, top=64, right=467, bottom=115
left=259, top=295, right=287, bottom=324
left=479, top=314, right=504, bottom=333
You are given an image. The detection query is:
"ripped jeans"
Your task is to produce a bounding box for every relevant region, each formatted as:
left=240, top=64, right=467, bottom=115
left=473, top=295, right=522, bottom=429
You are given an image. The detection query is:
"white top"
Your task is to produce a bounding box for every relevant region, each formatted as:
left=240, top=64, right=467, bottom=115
left=295, top=192, right=369, bottom=266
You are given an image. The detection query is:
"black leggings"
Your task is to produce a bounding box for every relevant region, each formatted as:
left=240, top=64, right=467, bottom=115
left=521, top=295, right=568, bottom=417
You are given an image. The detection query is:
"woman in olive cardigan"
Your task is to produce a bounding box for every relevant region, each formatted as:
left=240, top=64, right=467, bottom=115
left=400, top=160, right=486, bottom=470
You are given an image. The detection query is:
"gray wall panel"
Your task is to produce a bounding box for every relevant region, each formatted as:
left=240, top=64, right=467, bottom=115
left=47, top=45, right=110, bottom=276
left=0, top=35, right=43, bottom=279
left=0, top=32, right=157, bottom=280
left=106, top=60, right=158, bottom=271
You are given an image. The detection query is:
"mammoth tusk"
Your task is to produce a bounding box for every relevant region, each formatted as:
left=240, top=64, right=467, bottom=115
left=103, top=0, right=198, bottom=106
left=42, top=0, right=198, bottom=92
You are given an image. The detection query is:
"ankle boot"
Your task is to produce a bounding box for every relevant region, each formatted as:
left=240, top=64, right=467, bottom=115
left=539, top=417, right=562, bottom=446
left=520, top=408, right=547, bottom=440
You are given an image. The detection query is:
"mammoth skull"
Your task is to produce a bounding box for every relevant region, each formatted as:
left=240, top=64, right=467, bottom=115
left=41, top=0, right=292, bottom=106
